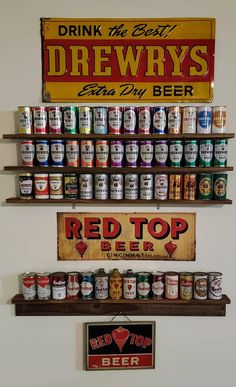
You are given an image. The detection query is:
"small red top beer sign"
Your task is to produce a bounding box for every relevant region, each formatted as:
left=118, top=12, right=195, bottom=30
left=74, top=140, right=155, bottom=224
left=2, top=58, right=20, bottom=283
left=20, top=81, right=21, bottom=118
left=57, top=212, right=196, bottom=261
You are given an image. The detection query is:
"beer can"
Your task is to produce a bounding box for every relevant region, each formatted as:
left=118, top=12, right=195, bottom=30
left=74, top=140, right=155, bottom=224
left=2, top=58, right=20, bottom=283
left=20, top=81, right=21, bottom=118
left=123, top=107, right=137, bottom=134
left=183, top=174, right=197, bottom=200
left=193, top=272, right=208, bottom=300
left=168, top=106, right=181, bottom=134
left=184, top=140, right=198, bottom=167
left=51, top=140, right=65, bottom=167
left=22, top=272, right=36, bottom=300
left=93, top=107, right=108, bottom=134
left=95, top=140, right=109, bottom=167
left=197, top=106, right=212, bottom=134
left=182, top=106, right=197, bottom=133
left=123, top=269, right=136, bottom=300
left=212, top=106, right=226, bottom=134
left=64, top=174, right=78, bottom=199
left=34, top=174, right=49, bottom=199
left=180, top=272, right=193, bottom=300
left=48, top=106, right=62, bottom=134
left=137, top=272, right=151, bottom=299
left=125, top=140, right=139, bottom=167
left=214, top=139, right=228, bottom=167
left=78, top=106, right=92, bottom=134
left=33, top=107, right=48, bottom=134
left=110, top=174, right=123, bottom=200
left=49, top=173, right=63, bottom=199
left=151, top=271, right=164, bottom=299
left=153, top=106, right=167, bottom=134
left=65, top=140, right=80, bottom=167
left=165, top=272, right=179, bottom=300
left=199, top=140, right=213, bottom=167
left=81, top=271, right=94, bottom=300
left=169, top=174, right=183, bottom=200
left=37, top=272, right=51, bottom=300
left=169, top=140, right=183, bottom=167
left=208, top=272, right=222, bottom=300
left=19, top=173, right=33, bottom=199
left=67, top=272, right=80, bottom=299
left=18, top=106, right=32, bottom=134
left=110, top=141, right=124, bottom=167
left=140, top=141, right=153, bottom=167
left=108, top=107, right=123, bottom=134
left=95, top=268, right=109, bottom=300
left=95, top=174, right=108, bottom=200
left=63, top=106, right=77, bottom=134
left=140, top=174, right=153, bottom=200
left=20, top=140, right=35, bottom=167
left=81, top=140, right=94, bottom=167
left=154, top=174, right=168, bottom=200
left=52, top=272, right=66, bottom=300
left=198, top=173, right=213, bottom=200
left=125, top=173, right=138, bottom=200
left=36, top=140, right=49, bottom=167
left=109, top=268, right=122, bottom=299
left=79, top=174, right=93, bottom=199
left=138, top=106, right=151, bottom=134
left=154, top=140, right=168, bottom=167
left=213, top=173, right=227, bottom=200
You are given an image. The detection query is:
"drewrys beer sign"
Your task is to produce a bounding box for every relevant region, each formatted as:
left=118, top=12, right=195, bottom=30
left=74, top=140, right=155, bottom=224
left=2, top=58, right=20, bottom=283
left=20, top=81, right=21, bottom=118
left=85, top=322, right=155, bottom=370
left=57, top=212, right=196, bottom=261
left=41, top=18, right=215, bottom=102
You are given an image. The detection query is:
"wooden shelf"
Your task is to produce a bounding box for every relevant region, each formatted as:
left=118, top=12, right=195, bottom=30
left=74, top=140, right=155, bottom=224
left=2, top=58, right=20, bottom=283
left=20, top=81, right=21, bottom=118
left=2, top=133, right=235, bottom=140
left=11, top=294, right=231, bottom=316
left=5, top=197, right=232, bottom=205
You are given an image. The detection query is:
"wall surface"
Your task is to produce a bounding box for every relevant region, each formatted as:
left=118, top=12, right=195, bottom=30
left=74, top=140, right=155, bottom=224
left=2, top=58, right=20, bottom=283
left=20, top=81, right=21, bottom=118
left=0, top=1, right=235, bottom=387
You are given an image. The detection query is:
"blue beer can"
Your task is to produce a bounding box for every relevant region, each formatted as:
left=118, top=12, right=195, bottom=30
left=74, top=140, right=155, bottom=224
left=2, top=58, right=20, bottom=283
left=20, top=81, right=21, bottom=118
left=93, top=107, right=108, bottom=134
left=50, top=140, right=65, bottom=167
left=153, top=107, right=167, bottom=134
left=81, top=271, right=94, bottom=299
left=36, top=140, right=50, bottom=167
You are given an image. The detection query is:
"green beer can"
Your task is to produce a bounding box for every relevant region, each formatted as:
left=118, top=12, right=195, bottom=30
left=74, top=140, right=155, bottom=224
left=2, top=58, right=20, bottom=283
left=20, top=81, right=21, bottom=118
left=184, top=140, right=198, bottom=167
left=63, top=106, right=77, bottom=133
left=169, top=140, right=183, bottom=167
left=213, top=173, right=227, bottom=200
left=136, top=272, right=151, bottom=299
left=214, top=140, right=228, bottom=167
left=199, top=140, right=213, bottom=167
left=198, top=173, right=213, bottom=200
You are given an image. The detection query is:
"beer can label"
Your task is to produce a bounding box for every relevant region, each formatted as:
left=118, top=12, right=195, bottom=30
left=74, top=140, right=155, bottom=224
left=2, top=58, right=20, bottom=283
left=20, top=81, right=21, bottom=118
left=137, top=281, right=150, bottom=298
left=95, top=141, right=109, bottom=167
left=154, top=174, right=168, bottom=200
left=95, top=277, right=108, bottom=299
left=169, top=142, right=183, bottom=166
left=138, top=107, right=151, bottom=133
left=124, top=108, right=136, bottom=133
left=184, top=141, right=198, bottom=166
left=78, top=107, right=92, bottom=133
left=110, top=142, right=124, bottom=167
left=110, top=174, right=123, bottom=200
left=37, top=276, right=51, bottom=300
left=182, top=107, right=197, bottom=133
left=34, top=108, right=47, bottom=133
left=66, top=141, right=79, bottom=166
left=123, top=277, right=136, bottom=299
left=199, top=142, right=213, bottom=166
left=81, top=142, right=94, bottom=166
left=81, top=281, right=93, bottom=298
left=154, top=141, right=168, bottom=166
left=109, top=277, right=123, bottom=299
left=140, top=141, right=153, bottom=167
left=94, top=107, right=107, bottom=134
left=21, top=141, right=35, bottom=166
left=49, top=108, right=62, bottom=133
left=108, top=107, right=122, bottom=134
left=79, top=174, right=93, bottom=199
left=165, top=276, right=178, bottom=299
left=52, top=286, right=66, bottom=300
left=64, top=175, right=78, bottom=198
left=51, top=142, right=65, bottom=165
left=49, top=174, right=63, bottom=198
left=198, top=175, right=212, bottom=199
left=140, top=174, right=153, bottom=200
left=213, top=176, right=227, bottom=199
left=168, top=110, right=181, bottom=133
left=212, top=107, right=226, bottom=133
left=19, top=176, right=33, bottom=196
left=125, top=141, right=139, bottom=167
left=19, top=107, right=32, bottom=133
left=194, top=276, right=207, bottom=299
left=152, top=280, right=164, bottom=298
left=214, top=141, right=228, bottom=166
left=197, top=107, right=212, bottom=133
left=63, top=108, right=77, bottom=133
left=23, top=281, right=36, bottom=300
left=153, top=108, right=166, bottom=133
left=67, top=281, right=80, bottom=298
left=34, top=175, right=49, bottom=198
left=95, top=174, right=108, bottom=200
left=125, top=174, right=138, bottom=199
left=36, top=141, right=49, bottom=165
left=208, top=273, right=222, bottom=300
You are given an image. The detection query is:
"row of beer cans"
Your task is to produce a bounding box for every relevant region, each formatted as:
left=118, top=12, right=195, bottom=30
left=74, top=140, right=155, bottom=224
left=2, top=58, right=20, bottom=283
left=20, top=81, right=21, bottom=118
left=19, top=172, right=228, bottom=201
left=22, top=269, right=223, bottom=301
left=20, top=139, right=228, bottom=168
left=18, top=105, right=227, bottom=135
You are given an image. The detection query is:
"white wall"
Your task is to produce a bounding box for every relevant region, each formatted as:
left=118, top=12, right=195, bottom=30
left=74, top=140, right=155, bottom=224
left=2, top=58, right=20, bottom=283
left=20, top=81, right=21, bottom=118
left=0, top=1, right=235, bottom=386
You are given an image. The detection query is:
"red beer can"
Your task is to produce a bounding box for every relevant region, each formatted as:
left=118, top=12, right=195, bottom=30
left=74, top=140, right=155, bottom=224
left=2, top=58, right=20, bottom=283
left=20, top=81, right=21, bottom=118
left=67, top=272, right=80, bottom=299
left=33, top=107, right=48, bottom=134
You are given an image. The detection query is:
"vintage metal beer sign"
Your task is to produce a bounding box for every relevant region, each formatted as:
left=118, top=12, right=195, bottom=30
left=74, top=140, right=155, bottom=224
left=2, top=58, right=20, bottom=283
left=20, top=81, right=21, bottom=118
left=57, top=212, right=196, bottom=261
left=85, top=321, right=155, bottom=370
left=41, top=18, right=215, bottom=102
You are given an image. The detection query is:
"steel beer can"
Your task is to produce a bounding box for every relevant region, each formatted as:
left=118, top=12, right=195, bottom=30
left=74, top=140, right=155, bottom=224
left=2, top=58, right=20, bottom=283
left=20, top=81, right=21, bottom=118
left=125, top=140, right=139, bottom=167
left=36, top=140, right=49, bottom=166
left=65, top=140, right=80, bottom=167
left=81, top=140, right=94, bottom=167
left=169, top=175, right=183, bottom=200
left=168, top=106, right=181, bottom=134
left=49, top=173, right=63, bottom=199
left=198, top=173, right=213, bottom=200
left=151, top=271, right=164, bottom=299
left=95, top=140, right=109, bottom=167
left=137, top=272, right=151, bottom=299
left=169, top=140, right=183, bottom=167
left=95, top=268, right=109, bottom=300
left=95, top=174, right=108, bottom=200
left=212, top=106, right=226, bottom=134
left=20, top=140, right=35, bottom=166
left=180, top=272, right=193, bottom=300
left=33, top=107, right=48, bottom=134
left=123, top=107, right=137, bottom=134
left=154, top=140, right=168, bottom=167
left=182, top=106, right=197, bottom=133
left=67, top=272, right=80, bottom=299
left=165, top=272, right=179, bottom=300
left=123, top=269, right=136, bottom=300
left=213, top=173, right=227, bottom=200
left=197, top=106, right=212, bottom=134
left=140, top=174, right=153, bottom=200
left=110, top=174, right=123, bottom=200
left=153, top=106, right=167, bottom=134
left=183, top=174, right=197, bottom=200
left=51, top=140, right=65, bottom=167
left=108, top=107, right=123, bottom=134
left=52, top=272, right=66, bottom=300
left=110, top=141, right=124, bottom=167
left=125, top=173, right=138, bottom=199
left=138, top=106, right=151, bottom=134
left=48, top=106, right=62, bottom=134
left=93, top=107, right=108, bottom=134
left=214, top=140, right=228, bottom=167
left=37, top=272, right=51, bottom=300
left=140, top=141, right=153, bottom=167
left=208, top=272, right=222, bottom=300
left=18, top=106, right=32, bottom=134
left=109, top=268, right=122, bottom=299
left=79, top=174, right=93, bottom=199
left=199, top=140, right=213, bottom=167
left=22, top=272, right=36, bottom=300
left=64, top=174, right=78, bottom=199
left=34, top=174, right=49, bottom=199
left=154, top=174, right=168, bottom=200
left=194, top=272, right=207, bottom=300
left=63, top=106, right=77, bottom=134
left=184, top=140, right=198, bottom=167
left=78, top=106, right=92, bottom=134
left=81, top=272, right=94, bottom=299
left=19, top=173, right=33, bottom=199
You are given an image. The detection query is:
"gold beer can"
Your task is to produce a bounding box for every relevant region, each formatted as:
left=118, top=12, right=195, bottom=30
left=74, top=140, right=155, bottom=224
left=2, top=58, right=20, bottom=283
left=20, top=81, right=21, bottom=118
left=169, top=174, right=183, bottom=200
left=183, top=174, right=197, bottom=200
left=109, top=268, right=123, bottom=299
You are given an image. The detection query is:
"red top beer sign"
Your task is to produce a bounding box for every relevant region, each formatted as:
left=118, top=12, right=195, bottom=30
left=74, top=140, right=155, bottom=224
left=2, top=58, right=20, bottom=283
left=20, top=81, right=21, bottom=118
left=41, top=18, right=215, bottom=102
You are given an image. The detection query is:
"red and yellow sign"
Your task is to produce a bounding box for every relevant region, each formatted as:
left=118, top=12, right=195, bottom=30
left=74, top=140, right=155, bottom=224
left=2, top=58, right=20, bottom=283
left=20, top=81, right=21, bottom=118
left=57, top=212, right=196, bottom=261
left=41, top=18, right=215, bottom=102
